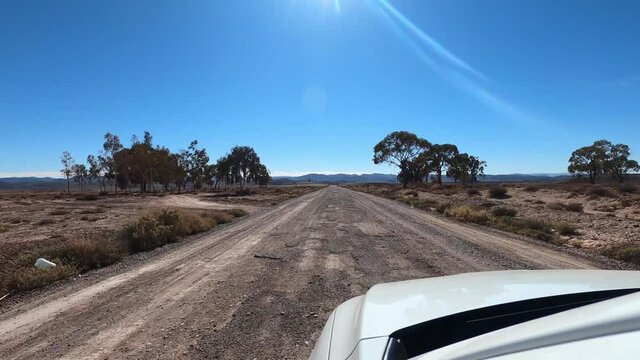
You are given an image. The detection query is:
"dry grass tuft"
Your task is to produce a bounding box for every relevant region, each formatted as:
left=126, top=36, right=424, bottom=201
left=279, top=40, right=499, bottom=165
left=491, top=206, right=517, bottom=217
left=444, top=205, right=490, bottom=224
left=602, top=243, right=640, bottom=265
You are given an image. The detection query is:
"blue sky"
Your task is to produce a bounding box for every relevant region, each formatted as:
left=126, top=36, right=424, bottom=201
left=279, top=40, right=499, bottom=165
left=1, top=0, right=639, bottom=177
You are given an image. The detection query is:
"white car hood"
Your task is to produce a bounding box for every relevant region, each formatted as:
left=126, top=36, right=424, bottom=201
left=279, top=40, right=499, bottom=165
left=320, top=270, right=640, bottom=360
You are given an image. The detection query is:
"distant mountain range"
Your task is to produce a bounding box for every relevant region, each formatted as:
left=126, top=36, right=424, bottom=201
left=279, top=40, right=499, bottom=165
left=272, top=173, right=571, bottom=185
left=0, top=173, right=572, bottom=190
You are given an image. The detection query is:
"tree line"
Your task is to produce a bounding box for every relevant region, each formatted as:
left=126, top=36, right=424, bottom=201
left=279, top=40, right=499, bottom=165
left=60, top=132, right=271, bottom=195
left=373, top=131, right=486, bottom=187
left=568, top=140, right=639, bottom=184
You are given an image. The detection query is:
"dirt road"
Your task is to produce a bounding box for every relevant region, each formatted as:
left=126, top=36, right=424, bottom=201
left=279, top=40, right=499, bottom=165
left=0, top=186, right=608, bottom=359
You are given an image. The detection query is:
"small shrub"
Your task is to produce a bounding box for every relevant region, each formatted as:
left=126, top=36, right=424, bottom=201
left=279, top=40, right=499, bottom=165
left=466, top=188, right=480, bottom=196
left=76, top=193, right=100, bottom=201
left=444, top=205, right=489, bottom=224
left=121, top=216, right=172, bottom=253
left=586, top=186, right=615, bottom=198
left=532, top=200, right=545, bottom=205
left=547, top=202, right=565, bottom=211
left=618, top=184, right=638, bottom=194
left=491, top=217, right=555, bottom=242
left=227, top=208, right=248, bottom=218
left=49, top=209, right=70, bottom=216
left=523, top=185, right=539, bottom=192
left=235, top=189, right=255, bottom=196
left=555, top=222, right=578, bottom=236
left=436, top=202, right=452, bottom=214
left=564, top=202, right=584, bottom=212
left=8, top=265, right=78, bottom=291
left=491, top=206, right=517, bottom=217
left=602, top=243, right=640, bottom=265
left=568, top=239, right=583, bottom=248
left=37, top=218, right=57, bottom=225
left=488, top=186, right=508, bottom=198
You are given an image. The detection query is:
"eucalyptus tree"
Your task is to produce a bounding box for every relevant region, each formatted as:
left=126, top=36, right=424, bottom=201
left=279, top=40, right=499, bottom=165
left=60, top=151, right=75, bottom=195
left=373, top=131, right=430, bottom=188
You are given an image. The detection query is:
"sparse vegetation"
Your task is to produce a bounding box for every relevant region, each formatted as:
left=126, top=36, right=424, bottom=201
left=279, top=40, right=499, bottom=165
left=121, top=209, right=243, bottom=253
left=586, top=186, right=615, bottom=198
left=37, top=218, right=57, bottom=225
left=548, top=202, right=583, bottom=212
left=491, top=206, right=517, bottom=217
left=1, top=207, right=247, bottom=293
left=49, top=208, right=71, bottom=216
left=75, top=193, right=99, bottom=201
left=555, top=222, right=579, bottom=236
left=523, top=184, right=539, bottom=192
left=618, top=184, right=638, bottom=194
left=466, top=188, right=480, bottom=196
left=488, top=186, right=508, bottom=198
left=8, top=265, right=79, bottom=292
left=444, top=205, right=489, bottom=224
left=564, top=202, right=584, bottom=212
left=602, top=243, right=640, bottom=265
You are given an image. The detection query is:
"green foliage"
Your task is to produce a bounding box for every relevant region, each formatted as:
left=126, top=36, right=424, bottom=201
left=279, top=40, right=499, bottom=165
left=569, top=140, right=639, bottom=184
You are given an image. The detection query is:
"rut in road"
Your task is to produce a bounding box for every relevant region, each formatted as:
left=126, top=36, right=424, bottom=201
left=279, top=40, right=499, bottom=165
left=0, top=186, right=600, bottom=359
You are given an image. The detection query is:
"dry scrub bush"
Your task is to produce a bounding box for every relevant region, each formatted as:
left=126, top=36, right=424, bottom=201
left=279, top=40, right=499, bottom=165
left=555, top=222, right=578, bottom=236
left=587, top=186, right=616, bottom=198
left=547, top=202, right=584, bottom=212
left=8, top=265, right=78, bottom=291
left=565, top=202, right=584, bottom=212
left=75, top=193, right=100, bottom=201
left=602, top=243, right=640, bottom=265
left=548, top=202, right=565, bottom=211
left=122, top=209, right=246, bottom=253
left=444, top=206, right=489, bottom=224
left=523, top=185, right=539, bottom=192
left=490, top=217, right=556, bottom=242
left=491, top=206, right=517, bottom=217
left=49, top=209, right=70, bottom=216
left=488, top=186, right=508, bottom=198
left=37, top=219, right=56, bottom=225
left=466, top=188, right=480, bottom=196
left=618, top=184, right=638, bottom=194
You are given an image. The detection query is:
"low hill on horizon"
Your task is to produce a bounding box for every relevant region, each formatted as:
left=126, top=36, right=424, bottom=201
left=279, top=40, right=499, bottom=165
left=0, top=173, right=576, bottom=190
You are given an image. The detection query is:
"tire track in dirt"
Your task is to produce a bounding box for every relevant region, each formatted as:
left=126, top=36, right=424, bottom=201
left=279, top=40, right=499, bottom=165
left=0, top=186, right=607, bottom=359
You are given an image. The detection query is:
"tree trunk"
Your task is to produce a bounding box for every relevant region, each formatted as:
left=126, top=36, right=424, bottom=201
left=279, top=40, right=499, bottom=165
left=66, top=176, right=71, bottom=195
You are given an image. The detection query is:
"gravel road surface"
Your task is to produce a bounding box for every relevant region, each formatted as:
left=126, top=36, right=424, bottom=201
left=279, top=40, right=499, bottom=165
left=0, top=186, right=607, bottom=359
